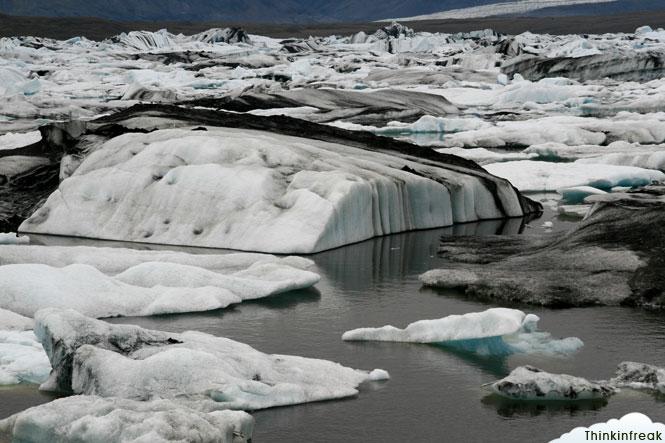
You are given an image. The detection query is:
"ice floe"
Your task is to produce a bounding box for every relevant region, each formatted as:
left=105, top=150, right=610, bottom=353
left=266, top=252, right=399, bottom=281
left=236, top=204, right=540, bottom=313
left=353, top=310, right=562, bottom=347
left=0, top=245, right=320, bottom=318
left=36, top=309, right=388, bottom=410
left=343, top=308, right=583, bottom=356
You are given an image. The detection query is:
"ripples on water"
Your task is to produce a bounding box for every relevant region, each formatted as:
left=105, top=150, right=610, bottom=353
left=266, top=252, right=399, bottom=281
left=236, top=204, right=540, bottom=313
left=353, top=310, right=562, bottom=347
left=2, top=204, right=665, bottom=442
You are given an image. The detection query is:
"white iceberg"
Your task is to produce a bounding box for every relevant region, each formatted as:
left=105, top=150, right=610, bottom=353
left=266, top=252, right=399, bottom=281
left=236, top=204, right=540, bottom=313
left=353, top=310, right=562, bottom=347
left=0, top=396, right=254, bottom=443
left=342, top=308, right=583, bottom=356
left=490, top=366, right=614, bottom=401
left=36, top=309, right=388, bottom=410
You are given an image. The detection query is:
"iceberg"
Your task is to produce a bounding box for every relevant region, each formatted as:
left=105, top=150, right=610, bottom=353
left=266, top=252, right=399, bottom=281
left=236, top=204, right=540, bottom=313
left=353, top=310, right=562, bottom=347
left=342, top=308, right=583, bottom=356
left=18, top=107, right=534, bottom=254
left=0, top=396, right=254, bottom=443
left=35, top=309, right=388, bottom=410
left=0, top=246, right=320, bottom=318
left=489, top=366, right=614, bottom=401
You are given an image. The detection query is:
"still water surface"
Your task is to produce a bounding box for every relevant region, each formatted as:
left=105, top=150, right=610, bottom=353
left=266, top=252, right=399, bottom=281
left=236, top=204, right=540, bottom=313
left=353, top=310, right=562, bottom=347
left=2, top=205, right=664, bottom=442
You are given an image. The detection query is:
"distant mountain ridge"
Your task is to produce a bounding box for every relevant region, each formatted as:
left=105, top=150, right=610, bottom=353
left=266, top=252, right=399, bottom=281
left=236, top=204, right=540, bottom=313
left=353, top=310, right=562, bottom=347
left=0, top=0, right=663, bottom=23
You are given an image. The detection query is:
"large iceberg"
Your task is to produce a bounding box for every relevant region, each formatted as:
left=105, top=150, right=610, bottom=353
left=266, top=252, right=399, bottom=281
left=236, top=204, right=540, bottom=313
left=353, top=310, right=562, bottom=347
left=18, top=106, right=535, bottom=254
left=0, top=245, right=320, bottom=318
left=342, top=308, right=583, bottom=356
left=0, top=396, right=254, bottom=443
left=35, top=309, right=388, bottom=409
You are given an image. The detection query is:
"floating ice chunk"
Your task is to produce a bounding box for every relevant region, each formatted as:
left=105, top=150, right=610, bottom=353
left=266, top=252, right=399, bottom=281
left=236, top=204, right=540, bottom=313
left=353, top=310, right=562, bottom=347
left=0, top=233, right=30, bottom=245
left=0, top=256, right=320, bottom=318
left=558, top=186, right=608, bottom=204
left=0, top=396, right=254, bottom=443
left=490, top=366, right=614, bottom=401
left=610, top=362, right=665, bottom=394
left=0, top=330, right=50, bottom=385
left=368, top=369, right=391, bottom=381
left=485, top=161, right=665, bottom=192
left=343, top=308, right=582, bottom=356
left=35, top=309, right=387, bottom=410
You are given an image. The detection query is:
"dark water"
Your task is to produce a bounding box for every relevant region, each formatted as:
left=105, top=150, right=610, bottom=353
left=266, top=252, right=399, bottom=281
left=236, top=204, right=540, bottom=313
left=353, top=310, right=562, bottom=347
left=2, top=205, right=664, bottom=442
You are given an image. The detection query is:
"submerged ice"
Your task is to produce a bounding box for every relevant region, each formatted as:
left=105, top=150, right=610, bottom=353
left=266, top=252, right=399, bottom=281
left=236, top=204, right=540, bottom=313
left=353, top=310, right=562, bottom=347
left=342, top=308, right=583, bottom=356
